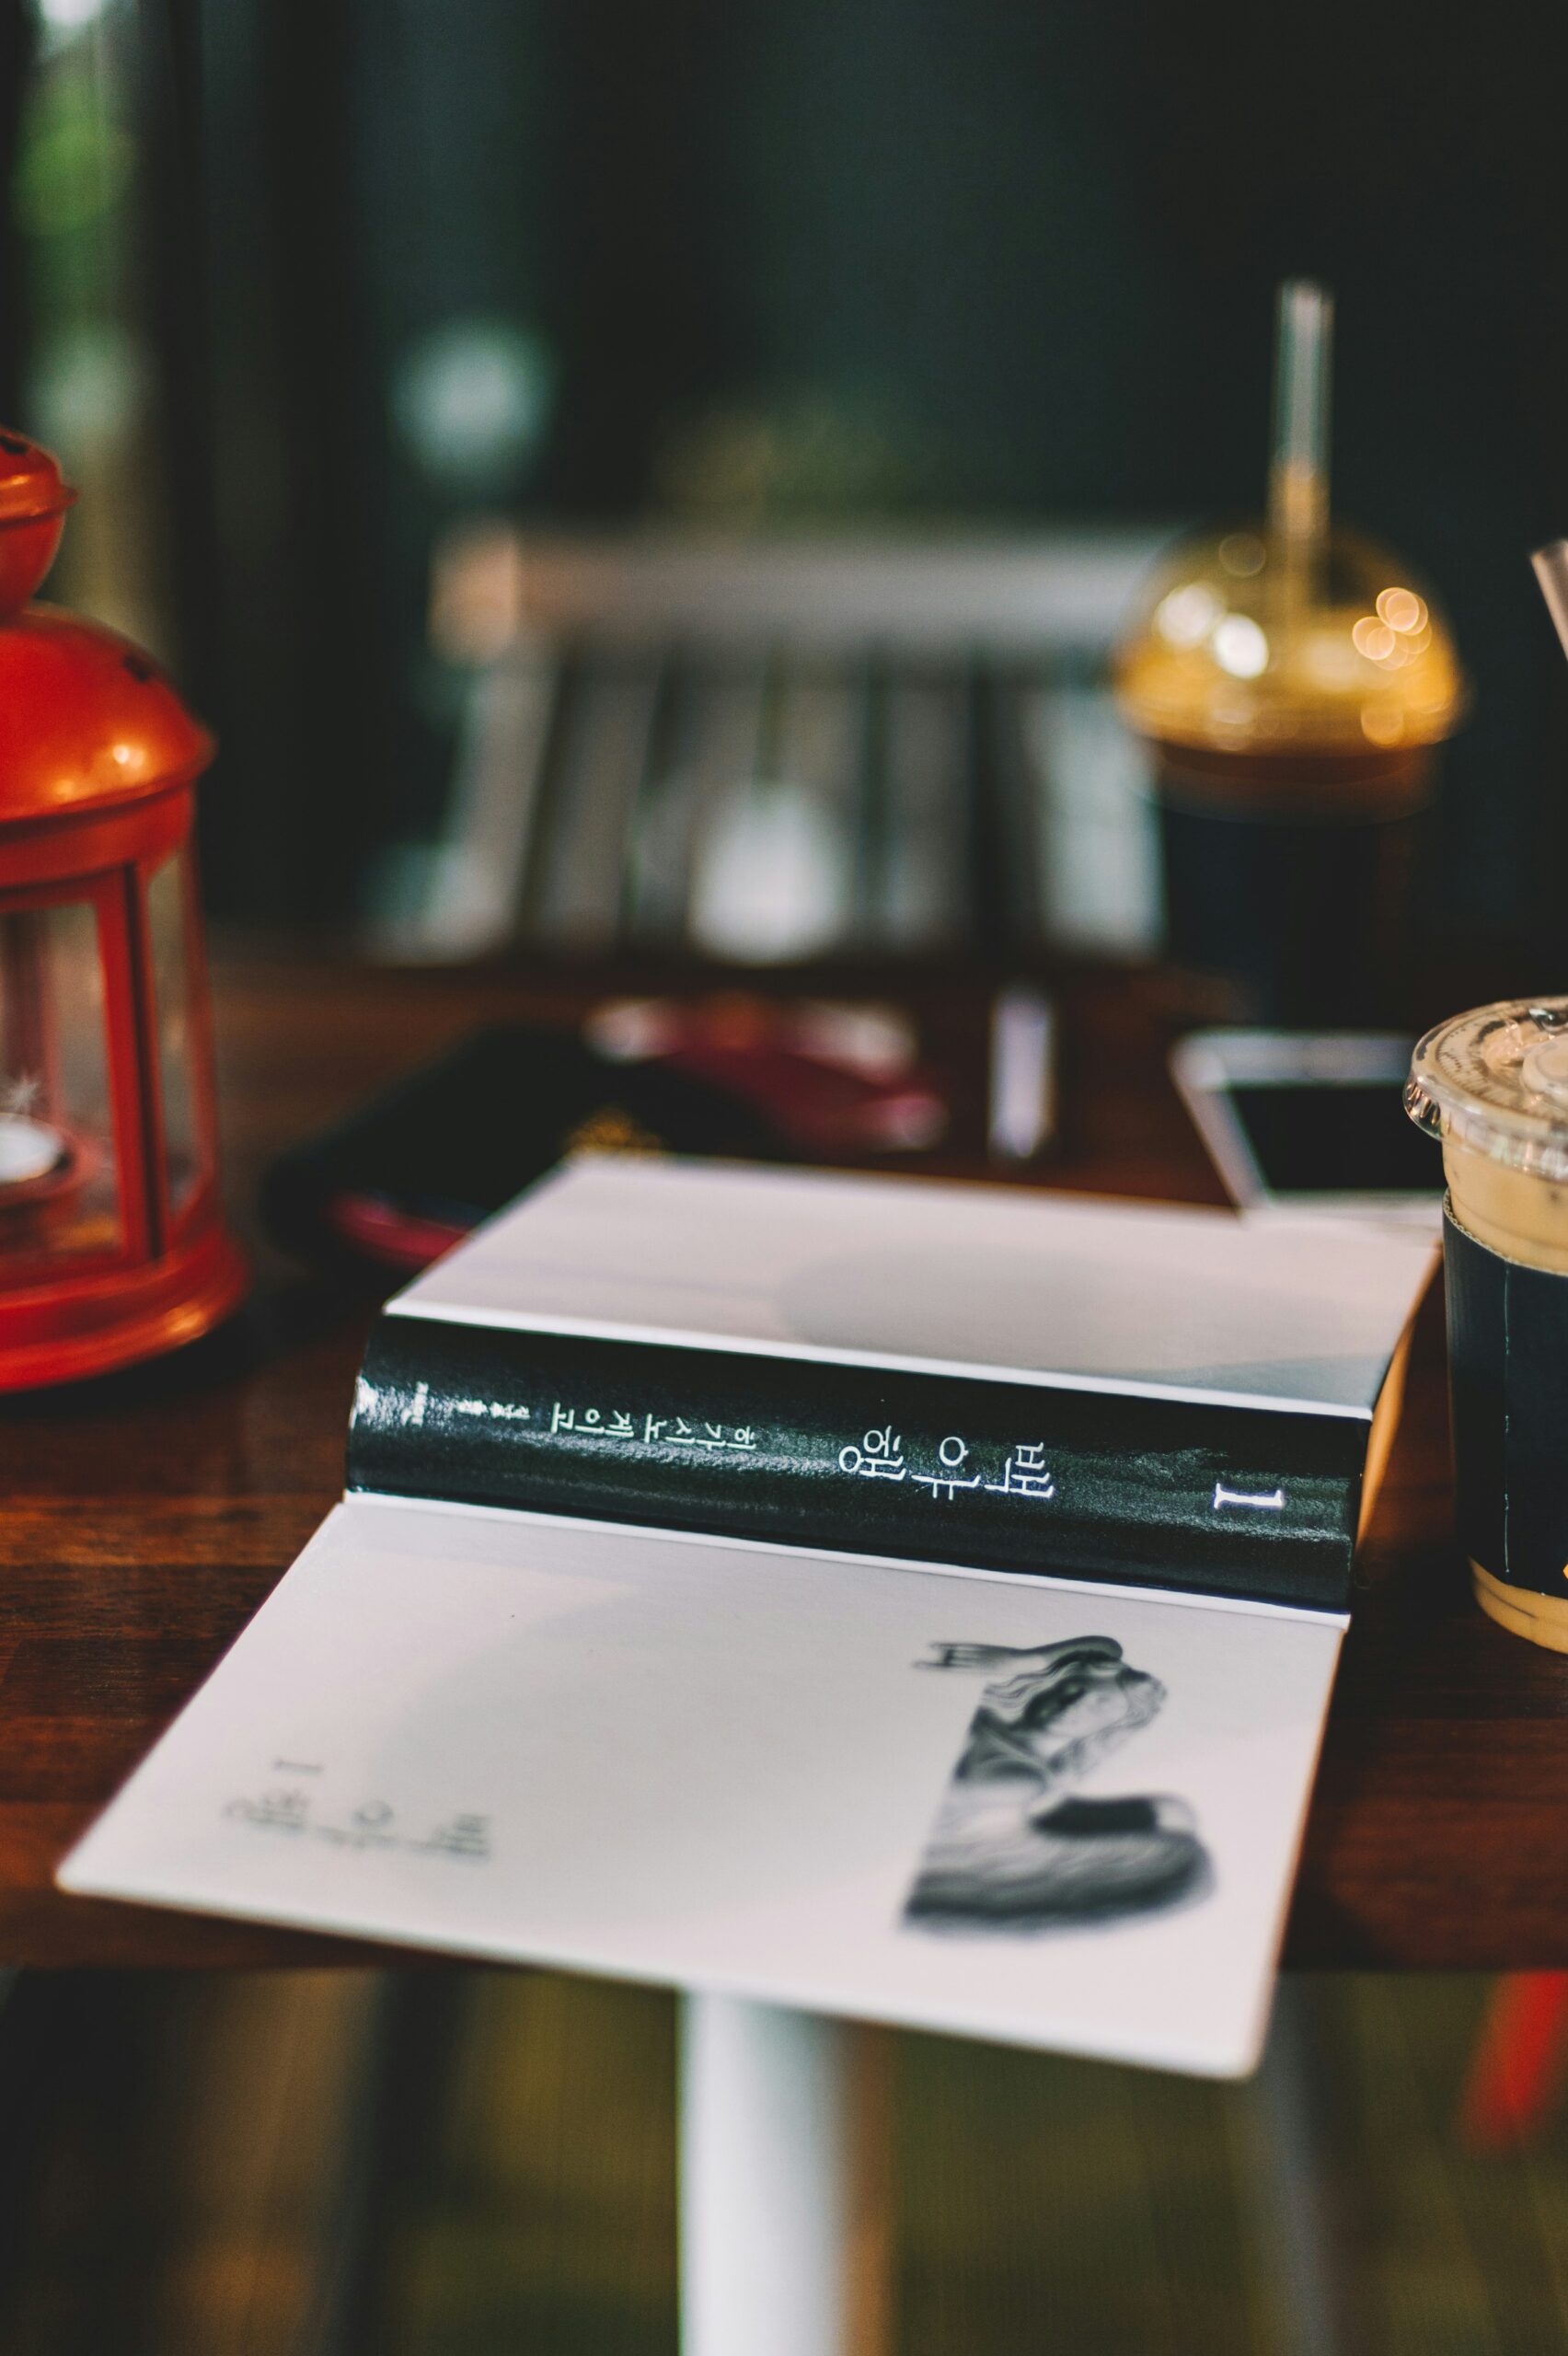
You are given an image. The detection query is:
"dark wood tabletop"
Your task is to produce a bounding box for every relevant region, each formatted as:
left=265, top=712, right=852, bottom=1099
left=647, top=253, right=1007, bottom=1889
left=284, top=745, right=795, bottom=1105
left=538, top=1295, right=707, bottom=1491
left=1, top=953, right=1561, bottom=1974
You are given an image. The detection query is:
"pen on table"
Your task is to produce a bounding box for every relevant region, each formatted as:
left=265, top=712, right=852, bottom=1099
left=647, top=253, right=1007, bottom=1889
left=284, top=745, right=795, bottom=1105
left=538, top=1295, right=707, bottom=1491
left=987, top=986, right=1056, bottom=1162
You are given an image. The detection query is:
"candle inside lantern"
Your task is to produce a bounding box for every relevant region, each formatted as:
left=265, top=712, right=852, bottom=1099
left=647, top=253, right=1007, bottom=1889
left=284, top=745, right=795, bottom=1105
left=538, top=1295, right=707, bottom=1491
left=0, top=1111, right=65, bottom=1186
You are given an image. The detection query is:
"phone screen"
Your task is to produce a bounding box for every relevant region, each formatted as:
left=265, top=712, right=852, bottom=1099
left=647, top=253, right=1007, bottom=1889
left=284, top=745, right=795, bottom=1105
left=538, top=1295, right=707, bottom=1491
left=1228, top=1080, right=1438, bottom=1196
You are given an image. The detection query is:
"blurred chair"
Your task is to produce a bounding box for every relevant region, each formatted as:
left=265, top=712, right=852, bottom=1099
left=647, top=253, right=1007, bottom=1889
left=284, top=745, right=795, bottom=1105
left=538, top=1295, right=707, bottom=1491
left=381, top=527, right=1171, bottom=969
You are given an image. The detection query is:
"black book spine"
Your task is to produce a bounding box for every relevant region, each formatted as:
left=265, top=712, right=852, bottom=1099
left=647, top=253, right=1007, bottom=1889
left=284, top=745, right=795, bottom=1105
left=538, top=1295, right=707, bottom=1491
left=346, top=1315, right=1367, bottom=1612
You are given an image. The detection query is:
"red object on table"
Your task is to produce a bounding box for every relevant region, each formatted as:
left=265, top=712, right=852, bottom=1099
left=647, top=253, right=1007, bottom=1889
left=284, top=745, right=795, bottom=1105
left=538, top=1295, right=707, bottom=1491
left=589, top=994, right=948, bottom=1153
left=1460, top=1972, right=1568, bottom=2150
left=0, top=426, right=247, bottom=1389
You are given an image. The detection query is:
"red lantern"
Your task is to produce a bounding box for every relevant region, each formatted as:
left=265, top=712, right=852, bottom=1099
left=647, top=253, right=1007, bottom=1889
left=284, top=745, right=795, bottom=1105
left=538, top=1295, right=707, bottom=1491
left=0, top=427, right=246, bottom=1389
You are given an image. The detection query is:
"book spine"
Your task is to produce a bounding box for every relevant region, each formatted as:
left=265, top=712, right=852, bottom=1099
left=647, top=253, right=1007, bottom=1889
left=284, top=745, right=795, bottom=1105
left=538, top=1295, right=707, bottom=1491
left=347, top=1315, right=1366, bottom=1611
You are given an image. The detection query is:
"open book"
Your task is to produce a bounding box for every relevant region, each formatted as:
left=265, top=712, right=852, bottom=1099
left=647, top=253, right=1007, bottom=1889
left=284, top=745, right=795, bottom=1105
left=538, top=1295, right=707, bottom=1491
left=61, top=1161, right=1435, bottom=2076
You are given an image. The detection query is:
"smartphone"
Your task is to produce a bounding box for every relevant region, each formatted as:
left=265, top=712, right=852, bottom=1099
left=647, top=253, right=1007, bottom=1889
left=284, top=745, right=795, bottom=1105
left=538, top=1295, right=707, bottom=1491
left=1170, top=1030, right=1440, bottom=1228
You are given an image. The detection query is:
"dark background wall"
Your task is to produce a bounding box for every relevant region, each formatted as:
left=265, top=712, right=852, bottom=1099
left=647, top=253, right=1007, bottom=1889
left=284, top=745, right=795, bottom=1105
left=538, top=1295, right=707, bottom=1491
left=0, top=1, right=34, bottom=417
left=8, top=0, right=1568, bottom=955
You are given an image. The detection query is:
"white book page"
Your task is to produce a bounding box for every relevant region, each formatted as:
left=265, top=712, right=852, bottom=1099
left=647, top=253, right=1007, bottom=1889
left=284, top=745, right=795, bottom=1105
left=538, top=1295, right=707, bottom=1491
left=61, top=1496, right=1341, bottom=2078
left=394, top=1158, right=1435, bottom=1415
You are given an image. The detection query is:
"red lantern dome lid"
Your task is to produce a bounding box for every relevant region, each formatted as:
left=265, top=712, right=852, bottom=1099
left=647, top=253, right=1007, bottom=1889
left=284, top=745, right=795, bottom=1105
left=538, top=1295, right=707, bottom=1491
left=0, top=426, right=75, bottom=526
left=0, top=614, right=213, bottom=821
left=1, top=427, right=212, bottom=823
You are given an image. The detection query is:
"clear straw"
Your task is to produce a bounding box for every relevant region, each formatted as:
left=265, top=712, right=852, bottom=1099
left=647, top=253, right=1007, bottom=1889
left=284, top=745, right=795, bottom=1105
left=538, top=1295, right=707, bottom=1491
left=1530, top=539, right=1568, bottom=665
left=1269, top=279, right=1332, bottom=600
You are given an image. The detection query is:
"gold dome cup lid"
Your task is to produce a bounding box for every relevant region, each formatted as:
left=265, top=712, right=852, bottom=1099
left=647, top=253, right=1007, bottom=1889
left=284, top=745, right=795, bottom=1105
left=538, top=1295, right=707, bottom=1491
left=1406, top=999, right=1568, bottom=1183
left=1113, top=522, right=1467, bottom=756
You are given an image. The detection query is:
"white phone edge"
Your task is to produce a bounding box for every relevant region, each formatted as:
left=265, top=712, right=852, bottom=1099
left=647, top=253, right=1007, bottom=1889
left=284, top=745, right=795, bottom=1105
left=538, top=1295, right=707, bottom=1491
left=1169, top=1030, right=1440, bottom=1231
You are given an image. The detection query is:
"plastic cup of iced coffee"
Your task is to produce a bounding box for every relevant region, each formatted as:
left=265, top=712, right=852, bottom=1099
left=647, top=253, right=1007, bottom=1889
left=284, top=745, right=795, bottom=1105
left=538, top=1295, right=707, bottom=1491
left=1115, top=282, right=1466, bottom=1023
left=1407, top=999, right=1568, bottom=1648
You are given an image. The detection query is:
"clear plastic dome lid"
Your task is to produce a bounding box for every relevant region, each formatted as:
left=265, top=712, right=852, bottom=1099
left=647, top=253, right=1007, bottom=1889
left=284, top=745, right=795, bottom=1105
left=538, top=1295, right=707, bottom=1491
left=1406, top=999, right=1568, bottom=1181
left=1113, top=522, right=1467, bottom=756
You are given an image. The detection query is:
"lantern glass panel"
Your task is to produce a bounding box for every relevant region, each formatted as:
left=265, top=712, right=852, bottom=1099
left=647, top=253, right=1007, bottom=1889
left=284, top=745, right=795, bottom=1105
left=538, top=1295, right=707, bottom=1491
left=0, top=899, right=122, bottom=1268
left=146, top=851, right=203, bottom=1217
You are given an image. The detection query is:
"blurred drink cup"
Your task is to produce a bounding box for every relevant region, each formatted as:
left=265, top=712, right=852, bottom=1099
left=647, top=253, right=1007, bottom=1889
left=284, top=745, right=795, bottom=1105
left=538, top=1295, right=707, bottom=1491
left=1115, top=283, right=1465, bottom=1022
left=1407, top=1000, right=1568, bottom=1650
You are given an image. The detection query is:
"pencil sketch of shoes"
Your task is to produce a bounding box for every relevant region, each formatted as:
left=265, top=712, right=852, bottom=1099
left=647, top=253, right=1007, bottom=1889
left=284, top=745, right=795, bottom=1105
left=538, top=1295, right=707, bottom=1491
left=904, top=1635, right=1211, bottom=1931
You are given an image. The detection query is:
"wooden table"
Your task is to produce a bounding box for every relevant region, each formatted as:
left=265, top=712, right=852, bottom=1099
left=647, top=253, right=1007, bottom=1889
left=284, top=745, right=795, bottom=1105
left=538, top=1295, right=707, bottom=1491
left=1, top=954, right=1562, bottom=1975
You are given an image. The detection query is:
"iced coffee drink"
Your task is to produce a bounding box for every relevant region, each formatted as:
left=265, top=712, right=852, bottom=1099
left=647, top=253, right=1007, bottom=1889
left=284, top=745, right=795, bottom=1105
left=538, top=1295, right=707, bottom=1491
left=1115, top=283, right=1465, bottom=1023
left=1407, top=1000, right=1568, bottom=1648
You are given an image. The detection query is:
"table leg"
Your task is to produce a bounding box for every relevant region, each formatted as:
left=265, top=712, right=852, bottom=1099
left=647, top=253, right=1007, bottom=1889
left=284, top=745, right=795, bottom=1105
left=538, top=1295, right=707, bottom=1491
left=679, top=1995, right=893, bottom=2356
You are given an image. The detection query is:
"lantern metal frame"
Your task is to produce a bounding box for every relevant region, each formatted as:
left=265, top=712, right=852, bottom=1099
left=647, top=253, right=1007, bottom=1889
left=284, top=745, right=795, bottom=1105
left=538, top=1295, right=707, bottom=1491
left=1, top=429, right=246, bottom=1389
